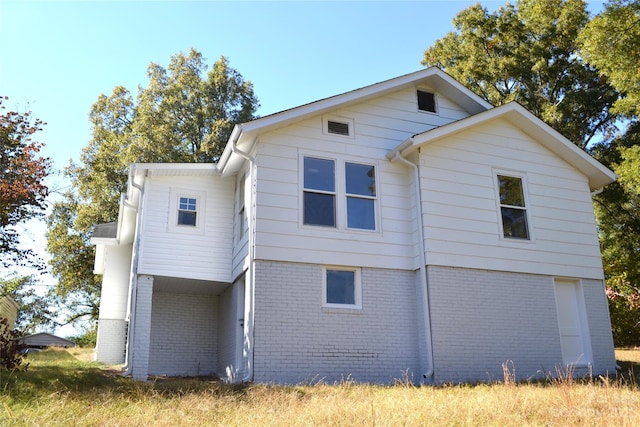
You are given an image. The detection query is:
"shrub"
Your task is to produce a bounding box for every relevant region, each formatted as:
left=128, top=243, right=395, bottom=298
left=0, top=317, right=28, bottom=371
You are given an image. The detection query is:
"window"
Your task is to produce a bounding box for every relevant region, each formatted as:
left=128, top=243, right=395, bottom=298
left=323, top=267, right=361, bottom=308
left=302, top=156, right=378, bottom=231
left=178, top=197, right=197, bottom=226
left=237, top=174, right=248, bottom=239
left=417, top=90, right=436, bottom=113
left=497, top=174, right=529, bottom=239
left=303, top=157, right=336, bottom=227
left=346, top=162, right=376, bottom=230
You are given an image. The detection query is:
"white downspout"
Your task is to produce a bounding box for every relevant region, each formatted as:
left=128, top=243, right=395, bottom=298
left=230, top=126, right=257, bottom=383
left=122, top=167, right=145, bottom=376
left=391, top=149, right=434, bottom=382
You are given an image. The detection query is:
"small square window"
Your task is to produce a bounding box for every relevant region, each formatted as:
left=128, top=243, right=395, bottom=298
left=417, top=90, right=436, bottom=113
left=323, top=267, right=361, bottom=308
left=178, top=197, right=197, bottom=226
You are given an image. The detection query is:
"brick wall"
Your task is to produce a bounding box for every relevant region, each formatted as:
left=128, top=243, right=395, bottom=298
left=583, top=278, right=617, bottom=375
left=148, top=291, right=218, bottom=377
left=426, top=266, right=616, bottom=383
left=252, top=261, right=421, bottom=384
left=95, top=318, right=127, bottom=364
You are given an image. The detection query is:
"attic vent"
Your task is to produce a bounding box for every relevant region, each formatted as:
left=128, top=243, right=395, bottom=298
left=327, top=120, right=350, bottom=136
left=417, top=90, right=436, bottom=113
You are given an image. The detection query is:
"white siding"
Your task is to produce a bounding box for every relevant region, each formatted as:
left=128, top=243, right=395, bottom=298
left=253, top=88, right=470, bottom=270
left=419, top=118, right=605, bottom=279
left=137, top=175, right=234, bottom=282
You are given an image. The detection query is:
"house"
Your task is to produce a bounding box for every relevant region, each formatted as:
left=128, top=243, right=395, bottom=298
left=91, top=68, right=617, bottom=384
left=20, top=332, right=76, bottom=349
left=0, top=294, right=19, bottom=330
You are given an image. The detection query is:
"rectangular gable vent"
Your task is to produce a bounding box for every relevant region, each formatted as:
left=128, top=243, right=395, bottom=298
left=327, top=120, right=350, bottom=136
left=417, top=90, right=436, bottom=113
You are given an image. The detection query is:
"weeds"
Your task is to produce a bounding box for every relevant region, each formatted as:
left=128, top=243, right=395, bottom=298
left=1, top=348, right=640, bottom=426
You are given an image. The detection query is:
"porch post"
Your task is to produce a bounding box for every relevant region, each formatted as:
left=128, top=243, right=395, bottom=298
left=131, top=274, right=154, bottom=381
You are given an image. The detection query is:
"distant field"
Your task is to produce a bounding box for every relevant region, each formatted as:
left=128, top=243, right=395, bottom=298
left=1, top=347, right=639, bottom=426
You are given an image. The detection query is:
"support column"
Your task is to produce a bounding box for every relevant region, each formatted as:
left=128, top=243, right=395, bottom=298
left=131, top=275, right=154, bottom=381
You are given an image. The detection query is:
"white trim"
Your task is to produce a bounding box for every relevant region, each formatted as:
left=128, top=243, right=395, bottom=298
left=322, top=266, right=362, bottom=310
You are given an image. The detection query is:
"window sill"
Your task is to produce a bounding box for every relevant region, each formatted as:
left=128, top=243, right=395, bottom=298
left=321, top=306, right=363, bottom=315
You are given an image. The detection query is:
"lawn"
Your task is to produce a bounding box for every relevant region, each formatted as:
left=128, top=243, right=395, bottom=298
left=1, top=347, right=639, bottom=426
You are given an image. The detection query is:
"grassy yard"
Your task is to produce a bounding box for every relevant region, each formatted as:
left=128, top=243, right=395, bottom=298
left=1, top=348, right=639, bottom=426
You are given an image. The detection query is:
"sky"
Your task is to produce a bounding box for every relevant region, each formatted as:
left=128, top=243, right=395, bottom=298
left=1, top=0, right=604, bottom=335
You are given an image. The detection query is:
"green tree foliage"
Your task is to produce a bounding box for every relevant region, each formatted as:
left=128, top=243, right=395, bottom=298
left=422, top=0, right=619, bottom=148
left=592, top=123, right=640, bottom=346
left=580, top=1, right=640, bottom=345
left=46, top=49, right=258, bottom=324
left=579, top=0, right=640, bottom=117
left=0, top=97, right=51, bottom=269
left=1, top=275, right=58, bottom=333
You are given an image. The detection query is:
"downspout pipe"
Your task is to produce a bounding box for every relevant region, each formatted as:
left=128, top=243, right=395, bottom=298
left=391, top=149, right=435, bottom=382
left=122, top=167, right=146, bottom=376
left=230, top=126, right=257, bottom=383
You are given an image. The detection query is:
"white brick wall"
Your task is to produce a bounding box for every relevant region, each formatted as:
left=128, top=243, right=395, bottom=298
left=582, top=278, right=617, bottom=375
left=252, top=261, right=421, bottom=384
left=148, top=291, right=218, bottom=377
left=95, top=318, right=127, bottom=364
left=427, top=266, right=615, bottom=383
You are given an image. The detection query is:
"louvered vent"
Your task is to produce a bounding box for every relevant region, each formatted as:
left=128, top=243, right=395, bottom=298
left=327, top=120, right=350, bottom=136
left=417, top=90, right=436, bottom=113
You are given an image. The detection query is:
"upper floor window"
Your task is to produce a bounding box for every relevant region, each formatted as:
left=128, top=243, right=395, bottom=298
left=178, top=197, right=197, bottom=226
left=346, top=162, right=376, bottom=230
left=303, top=156, right=377, bottom=231
left=417, top=90, right=436, bottom=113
left=303, top=157, right=336, bottom=227
left=497, top=174, right=529, bottom=239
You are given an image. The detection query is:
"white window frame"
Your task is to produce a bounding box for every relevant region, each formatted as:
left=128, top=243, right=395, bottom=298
left=302, top=155, right=337, bottom=228
left=168, top=188, right=206, bottom=234
left=300, top=151, right=379, bottom=232
left=322, top=266, right=362, bottom=309
left=493, top=170, right=533, bottom=241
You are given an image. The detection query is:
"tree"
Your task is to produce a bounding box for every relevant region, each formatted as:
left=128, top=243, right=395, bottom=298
left=422, top=0, right=619, bottom=148
left=591, top=124, right=640, bottom=345
left=0, top=275, right=58, bottom=333
left=579, top=0, right=640, bottom=345
left=0, top=97, right=51, bottom=269
left=46, top=49, right=259, bottom=324
left=579, top=0, right=640, bottom=117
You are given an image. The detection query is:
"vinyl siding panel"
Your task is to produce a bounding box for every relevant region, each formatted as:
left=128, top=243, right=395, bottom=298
left=137, top=175, right=234, bottom=282
left=420, top=118, right=605, bottom=279
left=253, top=87, right=468, bottom=270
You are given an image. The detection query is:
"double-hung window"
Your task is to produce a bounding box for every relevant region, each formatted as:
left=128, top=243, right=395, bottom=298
left=303, top=156, right=377, bottom=231
left=497, top=174, right=529, bottom=239
left=303, top=157, right=336, bottom=227
left=177, top=197, right=197, bottom=226
left=345, top=162, right=376, bottom=230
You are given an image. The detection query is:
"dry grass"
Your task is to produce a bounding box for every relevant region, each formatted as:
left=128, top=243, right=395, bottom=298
left=1, top=347, right=639, bottom=426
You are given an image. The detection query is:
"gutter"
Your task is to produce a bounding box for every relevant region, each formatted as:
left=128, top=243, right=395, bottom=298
left=389, top=147, right=435, bottom=383
left=230, top=126, right=257, bottom=383
left=122, top=166, right=146, bottom=376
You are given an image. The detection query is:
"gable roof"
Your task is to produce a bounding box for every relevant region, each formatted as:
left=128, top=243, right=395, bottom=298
left=218, top=67, right=493, bottom=174
left=20, top=332, right=76, bottom=348
left=387, top=102, right=616, bottom=191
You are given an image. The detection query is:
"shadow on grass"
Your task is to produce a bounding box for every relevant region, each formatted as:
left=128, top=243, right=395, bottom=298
left=616, top=359, right=640, bottom=385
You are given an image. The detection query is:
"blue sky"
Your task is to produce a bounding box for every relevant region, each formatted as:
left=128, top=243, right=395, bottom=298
left=1, top=0, right=604, bottom=333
